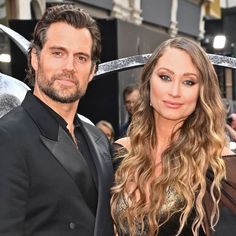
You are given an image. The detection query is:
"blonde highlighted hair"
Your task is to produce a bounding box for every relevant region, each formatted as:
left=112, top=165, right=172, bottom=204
left=111, top=37, right=227, bottom=235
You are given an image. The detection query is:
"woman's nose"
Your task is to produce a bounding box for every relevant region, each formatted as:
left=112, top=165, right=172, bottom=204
left=169, top=80, right=181, bottom=97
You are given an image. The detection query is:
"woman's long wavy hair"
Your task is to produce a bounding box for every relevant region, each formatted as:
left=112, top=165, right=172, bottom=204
left=111, top=37, right=227, bottom=236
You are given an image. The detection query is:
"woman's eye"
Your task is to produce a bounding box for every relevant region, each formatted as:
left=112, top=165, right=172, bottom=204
left=183, top=80, right=195, bottom=86
left=160, top=75, right=171, bottom=81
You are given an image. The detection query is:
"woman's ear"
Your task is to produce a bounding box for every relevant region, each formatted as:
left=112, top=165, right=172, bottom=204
left=31, top=48, right=39, bottom=71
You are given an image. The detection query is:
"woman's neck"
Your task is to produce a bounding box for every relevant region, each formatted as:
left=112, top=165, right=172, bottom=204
left=154, top=117, right=183, bottom=161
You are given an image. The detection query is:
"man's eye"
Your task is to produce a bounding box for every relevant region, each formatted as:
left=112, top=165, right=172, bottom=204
left=75, top=56, right=87, bottom=63
left=160, top=75, right=171, bottom=81
left=52, top=51, right=63, bottom=57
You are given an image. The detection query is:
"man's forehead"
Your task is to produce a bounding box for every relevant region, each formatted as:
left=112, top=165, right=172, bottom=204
left=43, top=23, right=92, bottom=51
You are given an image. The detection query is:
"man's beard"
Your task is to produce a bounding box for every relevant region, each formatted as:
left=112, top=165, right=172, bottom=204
left=38, top=72, right=87, bottom=103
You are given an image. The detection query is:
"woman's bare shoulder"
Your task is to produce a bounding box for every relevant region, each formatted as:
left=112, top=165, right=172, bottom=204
left=222, top=146, right=235, bottom=156
left=114, top=137, right=131, bottom=151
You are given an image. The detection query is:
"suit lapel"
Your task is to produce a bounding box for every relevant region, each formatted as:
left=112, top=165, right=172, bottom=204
left=40, top=125, right=92, bottom=186
left=80, top=121, right=114, bottom=236
left=79, top=120, right=113, bottom=185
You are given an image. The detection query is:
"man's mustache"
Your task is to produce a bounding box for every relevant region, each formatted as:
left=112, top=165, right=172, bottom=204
left=51, top=72, right=79, bottom=85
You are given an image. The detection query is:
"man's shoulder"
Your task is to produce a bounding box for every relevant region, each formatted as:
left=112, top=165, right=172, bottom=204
left=82, top=119, right=105, bottom=138
left=0, top=106, right=24, bottom=123
left=0, top=107, right=31, bottom=148
left=0, top=91, right=35, bottom=128
left=0, top=106, right=32, bottom=134
left=81, top=119, right=111, bottom=146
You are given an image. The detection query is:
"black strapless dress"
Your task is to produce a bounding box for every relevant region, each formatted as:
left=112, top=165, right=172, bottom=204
left=120, top=214, right=206, bottom=236
left=116, top=187, right=206, bottom=236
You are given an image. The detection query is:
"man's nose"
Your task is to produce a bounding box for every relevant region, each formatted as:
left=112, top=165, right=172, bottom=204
left=63, top=55, right=75, bottom=71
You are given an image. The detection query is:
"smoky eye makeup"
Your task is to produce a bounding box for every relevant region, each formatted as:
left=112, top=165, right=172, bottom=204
left=183, top=80, right=196, bottom=86
left=159, top=74, right=171, bottom=81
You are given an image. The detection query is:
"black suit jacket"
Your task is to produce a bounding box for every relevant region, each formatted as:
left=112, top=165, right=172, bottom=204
left=0, top=92, right=114, bottom=236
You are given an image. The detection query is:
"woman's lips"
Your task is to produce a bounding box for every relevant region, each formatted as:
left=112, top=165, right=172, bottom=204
left=163, top=100, right=183, bottom=108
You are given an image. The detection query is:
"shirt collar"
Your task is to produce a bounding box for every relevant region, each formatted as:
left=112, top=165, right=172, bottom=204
left=34, top=96, right=79, bottom=130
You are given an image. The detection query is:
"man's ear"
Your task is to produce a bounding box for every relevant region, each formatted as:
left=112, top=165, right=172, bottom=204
left=31, top=48, right=39, bottom=71
left=88, top=63, right=96, bottom=82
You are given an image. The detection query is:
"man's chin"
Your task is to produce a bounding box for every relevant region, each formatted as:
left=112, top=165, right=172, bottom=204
left=52, top=95, right=81, bottom=103
left=45, top=91, right=82, bottom=103
left=40, top=85, right=85, bottom=103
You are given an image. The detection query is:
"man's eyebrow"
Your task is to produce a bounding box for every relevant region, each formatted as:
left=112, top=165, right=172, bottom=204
left=49, top=46, right=91, bottom=58
left=48, top=46, right=65, bottom=51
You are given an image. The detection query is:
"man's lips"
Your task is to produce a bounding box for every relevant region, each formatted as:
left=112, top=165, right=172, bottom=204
left=55, top=78, right=76, bottom=86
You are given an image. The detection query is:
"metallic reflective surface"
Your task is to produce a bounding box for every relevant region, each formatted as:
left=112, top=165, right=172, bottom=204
left=95, top=54, right=151, bottom=78
left=0, top=73, right=30, bottom=102
left=0, top=24, right=30, bottom=55
left=208, top=53, right=236, bottom=70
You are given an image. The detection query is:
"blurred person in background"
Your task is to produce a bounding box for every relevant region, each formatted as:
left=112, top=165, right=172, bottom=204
left=96, top=120, right=115, bottom=143
left=119, top=84, right=140, bottom=137
left=225, top=113, right=236, bottom=152
left=226, top=113, right=236, bottom=142
left=227, top=113, right=236, bottom=130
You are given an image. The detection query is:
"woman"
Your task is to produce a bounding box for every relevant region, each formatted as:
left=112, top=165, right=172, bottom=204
left=111, top=37, right=236, bottom=236
left=96, top=120, right=115, bottom=143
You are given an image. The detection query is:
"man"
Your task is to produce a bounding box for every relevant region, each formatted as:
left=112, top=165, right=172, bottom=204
left=119, top=84, right=140, bottom=137
left=0, top=4, right=113, bottom=236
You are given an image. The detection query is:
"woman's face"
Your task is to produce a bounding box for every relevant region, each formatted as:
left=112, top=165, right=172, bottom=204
left=150, top=47, right=200, bottom=124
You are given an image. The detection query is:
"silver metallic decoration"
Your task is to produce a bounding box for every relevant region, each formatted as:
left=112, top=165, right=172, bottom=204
left=97, top=53, right=236, bottom=77
left=0, top=24, right=30, bottom=55
left=208, top=53, right=236, bottom=70
left=0, top=73, right=30, bottom=102
left=95, top=54, right=151, bottom=78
